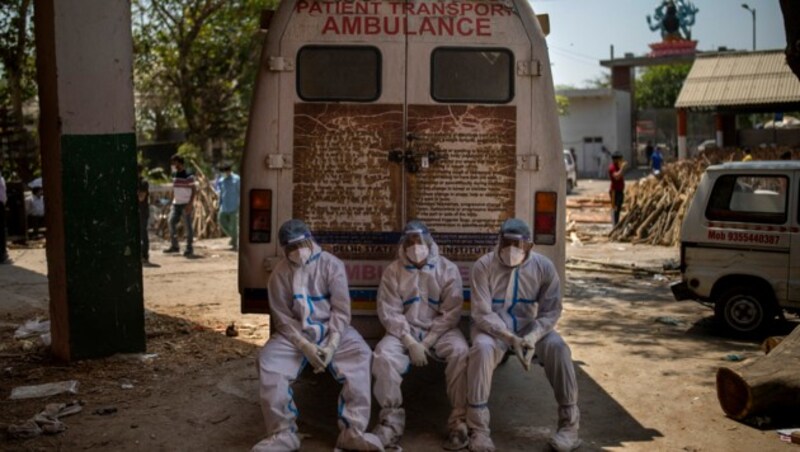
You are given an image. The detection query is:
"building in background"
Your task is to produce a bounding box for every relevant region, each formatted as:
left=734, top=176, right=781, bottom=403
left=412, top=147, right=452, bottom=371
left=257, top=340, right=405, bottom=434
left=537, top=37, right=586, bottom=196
left=557, top=88, right=632, bottom=178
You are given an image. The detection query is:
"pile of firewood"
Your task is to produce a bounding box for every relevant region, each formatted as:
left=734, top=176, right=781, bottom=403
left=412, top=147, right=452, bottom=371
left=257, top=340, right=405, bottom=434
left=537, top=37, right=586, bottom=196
left=155, top=160, right=223, bottom=240
left=609, top=159, right=706, bottom=246
left=609, top=146, right=797, bottom=246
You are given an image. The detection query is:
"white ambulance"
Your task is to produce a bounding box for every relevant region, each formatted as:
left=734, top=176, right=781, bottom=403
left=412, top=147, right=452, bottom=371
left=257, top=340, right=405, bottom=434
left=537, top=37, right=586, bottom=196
left=239, top=0, right=566, bottom=338
left=671, top=161, right=800, bottom=335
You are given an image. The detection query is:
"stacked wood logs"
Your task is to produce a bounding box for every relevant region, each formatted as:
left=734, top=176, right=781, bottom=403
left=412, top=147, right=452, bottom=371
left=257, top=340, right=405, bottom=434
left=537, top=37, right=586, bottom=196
left=609, top=158, right=706, bottom=246
left=609, top=146, right=798, bottom=246
left=155, top=160, right=223, bottom=240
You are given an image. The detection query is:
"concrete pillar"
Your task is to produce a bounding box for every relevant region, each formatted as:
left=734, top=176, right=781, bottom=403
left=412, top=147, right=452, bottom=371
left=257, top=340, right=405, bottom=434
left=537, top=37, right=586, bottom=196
left=611, top=65, right=637, bottom=164
left=677, top=109, right=688, bottom=160
left=34, top=0, right=145, bottom=361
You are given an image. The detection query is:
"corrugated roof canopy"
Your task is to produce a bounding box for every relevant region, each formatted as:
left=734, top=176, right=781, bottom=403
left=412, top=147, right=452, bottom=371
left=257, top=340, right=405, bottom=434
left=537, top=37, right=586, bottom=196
left=675, top=50, right=800, bottom=110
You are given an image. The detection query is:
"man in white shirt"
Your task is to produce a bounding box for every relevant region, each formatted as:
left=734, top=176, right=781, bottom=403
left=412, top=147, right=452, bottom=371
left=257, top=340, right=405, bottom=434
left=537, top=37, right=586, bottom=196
left=163, top=154, right=196, bottom=256
left=25, top=180, right=45, bottom=239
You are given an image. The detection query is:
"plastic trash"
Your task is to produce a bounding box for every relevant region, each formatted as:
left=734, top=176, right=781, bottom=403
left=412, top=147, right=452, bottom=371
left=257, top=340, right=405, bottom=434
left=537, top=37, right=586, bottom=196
left=9, top=380, right=80, bottom=400
left=14, top=319, right=50, bottom=340
left=109, top=353, right=158, bottom=362
left=654, top=316, right=682, bottom=326
left=723, top=354, right=745, bottom=362
left=7, top=401, right=82, bottom=439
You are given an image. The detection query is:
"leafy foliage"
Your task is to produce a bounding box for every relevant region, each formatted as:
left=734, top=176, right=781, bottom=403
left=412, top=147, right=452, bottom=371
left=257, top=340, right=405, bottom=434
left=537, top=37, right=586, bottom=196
left=0, top=0, right=36, bottom=181
left=635, top=64, right=691, bottom=109
left=555, top=94, right=569, bottom=116
left=0, top=0, right=34, bottom=121
left=132, top=0, right=275, bottom=153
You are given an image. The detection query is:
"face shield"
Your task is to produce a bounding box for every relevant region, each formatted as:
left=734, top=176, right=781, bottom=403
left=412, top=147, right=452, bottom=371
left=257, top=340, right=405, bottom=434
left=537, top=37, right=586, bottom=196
left=279, top=219, right=315, bottom=265
left=285, top=237, right=313, bottom=265
left=497, top=219, right=533, bottom=267
left=400, top=221, right=433, bottom=265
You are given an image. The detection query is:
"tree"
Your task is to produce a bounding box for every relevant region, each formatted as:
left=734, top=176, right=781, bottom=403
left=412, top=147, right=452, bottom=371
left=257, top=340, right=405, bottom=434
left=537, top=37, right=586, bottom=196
left=0, top=0, right=34, bottom=128
left=132, top=0, right=275, bottom=151
left=0, top=0, right=37, bottom=181
left=635, top=64, right=691, bottom=109
left=555, top=94, right=569, bottom=116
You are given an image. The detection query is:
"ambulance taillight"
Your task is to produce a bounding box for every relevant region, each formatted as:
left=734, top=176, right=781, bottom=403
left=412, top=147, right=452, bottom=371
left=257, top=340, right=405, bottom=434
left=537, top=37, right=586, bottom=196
left=249, top=189, right=272, bottom=243
left=534, top=191, right=557, bottom=245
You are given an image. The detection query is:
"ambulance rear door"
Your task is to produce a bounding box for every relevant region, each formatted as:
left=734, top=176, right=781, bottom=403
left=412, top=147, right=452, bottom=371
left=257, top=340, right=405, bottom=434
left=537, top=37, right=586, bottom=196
left=403, top=0, right=533, bottom=287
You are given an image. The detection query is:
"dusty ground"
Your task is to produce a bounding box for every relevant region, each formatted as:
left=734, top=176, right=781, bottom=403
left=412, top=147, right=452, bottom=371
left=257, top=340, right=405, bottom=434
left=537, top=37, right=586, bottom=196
left=1, top=177, right=798, bottom=451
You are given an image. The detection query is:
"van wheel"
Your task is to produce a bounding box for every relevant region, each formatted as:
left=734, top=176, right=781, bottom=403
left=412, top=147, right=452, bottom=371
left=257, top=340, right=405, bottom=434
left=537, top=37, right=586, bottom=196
left=714, top=286, right=775, bottom=336
left=566, top=179, right=574, bottom=194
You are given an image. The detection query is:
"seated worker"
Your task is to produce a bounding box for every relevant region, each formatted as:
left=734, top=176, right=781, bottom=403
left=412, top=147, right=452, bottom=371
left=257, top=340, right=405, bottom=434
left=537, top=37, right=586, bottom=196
left=467, top=219, right=580, bottom=452
left=372, top=220, right=469, bottom=450
left=252, top=219, right=383, bottom=452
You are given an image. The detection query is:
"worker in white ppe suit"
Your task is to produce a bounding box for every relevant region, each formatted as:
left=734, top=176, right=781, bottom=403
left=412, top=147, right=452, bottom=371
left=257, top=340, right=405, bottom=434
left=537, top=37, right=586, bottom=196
left=252, top=219, right=384, bottom=452
left=372, top=220, right=469, bottom=450
left=467, top=219, right=580, bottom=452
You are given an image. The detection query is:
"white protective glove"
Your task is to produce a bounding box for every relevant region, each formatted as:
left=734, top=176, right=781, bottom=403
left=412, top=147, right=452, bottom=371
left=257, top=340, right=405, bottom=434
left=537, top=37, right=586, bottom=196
left=521, top=328, right=544, bottom=350
left=421, top=333, right=439, bottom=357
left=297, top=338, right=325, bottom=373
left=499, top=329, right=523, bottom=350
left=315, top=332, right=341, bottom=373
left=402, top=334, right=428, bottom=367
left=500, top=330, right=531, bottom=371
left=519, top=329, right=544, bottom=371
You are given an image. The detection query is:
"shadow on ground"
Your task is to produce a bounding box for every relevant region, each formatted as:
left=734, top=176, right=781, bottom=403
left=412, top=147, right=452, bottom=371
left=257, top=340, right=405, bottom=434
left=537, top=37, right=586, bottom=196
left=2, top=309, right=664, bottom=451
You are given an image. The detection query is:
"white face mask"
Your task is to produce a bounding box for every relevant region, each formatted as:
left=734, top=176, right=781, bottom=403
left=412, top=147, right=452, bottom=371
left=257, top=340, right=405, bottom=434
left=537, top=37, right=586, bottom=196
left=288, top=247, right=311, bottom=266
left=501, top=246, right=526, bottom=267
left=406, top=244, right=429, bottom=264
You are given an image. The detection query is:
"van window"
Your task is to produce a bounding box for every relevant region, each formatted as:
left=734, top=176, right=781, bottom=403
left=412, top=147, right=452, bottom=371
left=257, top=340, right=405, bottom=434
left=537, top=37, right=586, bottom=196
left=431, top=48, right=513, bottom=103
left=705, top=175, right=788, bottom=224
left=297, top=46, right=381, bottom=101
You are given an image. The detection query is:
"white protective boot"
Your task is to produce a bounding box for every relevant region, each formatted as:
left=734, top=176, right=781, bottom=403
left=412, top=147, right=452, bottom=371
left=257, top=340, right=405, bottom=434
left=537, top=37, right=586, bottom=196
left=335, top=429, right=385, bottom=451
left=468, top=431, right=495, bottom=452
left=371, top=407, right=404, bottom=448
left=442, top=422, right=469, bottom=450
left=549, top=428, right=581, bottom=451
left=549, top=405, right=581, bottom=451
left=250, top=429, right=301, bottom=452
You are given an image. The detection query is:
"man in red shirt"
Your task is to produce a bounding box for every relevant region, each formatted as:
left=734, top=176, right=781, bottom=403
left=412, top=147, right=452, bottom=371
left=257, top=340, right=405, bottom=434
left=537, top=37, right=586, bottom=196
left=608, top=152, right=626, bottom=226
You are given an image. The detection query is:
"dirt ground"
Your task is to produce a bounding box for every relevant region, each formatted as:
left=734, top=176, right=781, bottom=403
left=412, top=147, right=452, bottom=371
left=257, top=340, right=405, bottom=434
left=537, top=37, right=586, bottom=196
left=1, top=177, right=799, bottom=451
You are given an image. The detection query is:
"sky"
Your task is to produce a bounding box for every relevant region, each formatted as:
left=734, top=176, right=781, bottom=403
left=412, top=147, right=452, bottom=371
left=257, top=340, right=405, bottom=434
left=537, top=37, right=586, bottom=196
left=533, top=0, right=787, bottom=88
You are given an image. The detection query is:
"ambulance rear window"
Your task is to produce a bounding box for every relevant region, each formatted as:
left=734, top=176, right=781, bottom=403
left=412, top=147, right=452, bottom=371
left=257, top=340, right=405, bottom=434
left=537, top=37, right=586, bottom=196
left=297, top=46, right=381, bottom=102
left=705, top=175, right=788, bottom=224
left=431, top=48, right=513, bottom=103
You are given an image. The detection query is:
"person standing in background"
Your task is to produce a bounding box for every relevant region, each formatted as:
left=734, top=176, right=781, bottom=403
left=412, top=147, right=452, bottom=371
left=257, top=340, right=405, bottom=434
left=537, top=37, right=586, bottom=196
left=214, top=162, right=240, bottom=251
left=0, top=164, right=10, bottom=264
left=609, top=152, right=626, bottom=226
left=137, top=165, right=151, bottom=264
left=163, top=154, right=195, bottom=257
left=25, top=181, right=45, bottom=239
left=651, top=146, right=664, bottom=175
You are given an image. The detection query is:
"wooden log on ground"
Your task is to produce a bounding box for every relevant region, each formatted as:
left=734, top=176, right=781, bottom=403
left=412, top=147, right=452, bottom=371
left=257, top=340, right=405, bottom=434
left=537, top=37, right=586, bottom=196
left=716, top=325, right=800, bottom=420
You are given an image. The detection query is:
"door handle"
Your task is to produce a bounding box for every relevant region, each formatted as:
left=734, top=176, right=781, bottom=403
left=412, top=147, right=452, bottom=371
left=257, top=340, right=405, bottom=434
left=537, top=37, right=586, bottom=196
left=388, top=148, right=434, bottom=174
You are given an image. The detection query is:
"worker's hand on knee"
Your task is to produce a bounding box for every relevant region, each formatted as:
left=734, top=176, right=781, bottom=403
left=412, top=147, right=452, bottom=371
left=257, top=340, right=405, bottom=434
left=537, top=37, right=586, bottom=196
left=500, top=330, right=523, bottom=351
left=402, top=334, right=428, bottom=367
left=420, top=333, right=439, bottom=356
left=298, top=338, right=326, bottom=372
left=522, top=347, right=536, bottom=370
left=521, top=330, right=541, bottom=350
left=317, top=332, right=340, bottom=370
